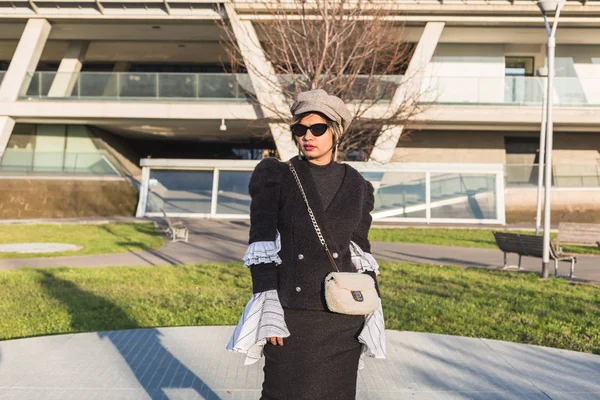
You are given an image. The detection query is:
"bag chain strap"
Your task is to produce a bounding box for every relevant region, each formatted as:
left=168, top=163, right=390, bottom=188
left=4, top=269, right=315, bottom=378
left=288, top=162, right=340, bottom=273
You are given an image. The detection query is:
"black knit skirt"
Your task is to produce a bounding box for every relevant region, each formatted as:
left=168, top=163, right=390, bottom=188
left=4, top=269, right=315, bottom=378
left=261, top=308, right=365, bottom=400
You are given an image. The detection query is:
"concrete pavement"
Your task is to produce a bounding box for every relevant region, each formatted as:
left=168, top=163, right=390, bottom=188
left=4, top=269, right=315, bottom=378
left=1, top=327, right=599, bottom=400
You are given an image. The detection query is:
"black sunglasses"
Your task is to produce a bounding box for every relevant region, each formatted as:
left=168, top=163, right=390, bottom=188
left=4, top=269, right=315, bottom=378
left=291, top=123, right=329, bottom=137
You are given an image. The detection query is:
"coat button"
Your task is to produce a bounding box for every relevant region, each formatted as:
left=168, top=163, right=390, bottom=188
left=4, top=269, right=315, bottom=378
left=296, top=286, right=302, bottom=292
left=333, top=252, right=339, bottom=259
left=298, top=254, right=304, bottom=260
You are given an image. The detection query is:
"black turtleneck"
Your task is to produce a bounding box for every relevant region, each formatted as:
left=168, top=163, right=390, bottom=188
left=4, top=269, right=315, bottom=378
left=307, top=159, right=345, bottom=210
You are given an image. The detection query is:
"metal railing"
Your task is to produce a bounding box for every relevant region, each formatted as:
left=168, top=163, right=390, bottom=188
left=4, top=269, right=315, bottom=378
left=277, top=74, right=404, bottom=101
left=421, top=76, right=600, bottom=107
left=505, top=164, right=600, bottom=188
left=21, top=72, right=254, bottom=101
left=13, top=72, right=600, bottom=107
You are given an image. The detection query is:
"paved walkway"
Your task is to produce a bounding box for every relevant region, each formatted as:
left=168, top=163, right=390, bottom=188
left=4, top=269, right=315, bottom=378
left=0, top=220, right=598, bottom=282
left=1, top=326, right=599, bottom=400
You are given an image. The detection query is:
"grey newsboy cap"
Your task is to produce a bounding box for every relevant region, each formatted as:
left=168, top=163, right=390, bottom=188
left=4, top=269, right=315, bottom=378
left=290, top=89, right=352, bottom=132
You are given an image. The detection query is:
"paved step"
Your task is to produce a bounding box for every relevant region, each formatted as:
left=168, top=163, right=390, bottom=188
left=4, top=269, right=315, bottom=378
left=1, top=327, right=599, bottom=400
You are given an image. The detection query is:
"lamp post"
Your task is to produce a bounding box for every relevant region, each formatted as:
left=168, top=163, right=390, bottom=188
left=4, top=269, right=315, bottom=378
left=535, top=68, right=548, bottom=237
left=537, top=0, right=565, bottom=278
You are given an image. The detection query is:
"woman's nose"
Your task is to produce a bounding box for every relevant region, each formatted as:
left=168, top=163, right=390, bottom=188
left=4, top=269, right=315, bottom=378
left=303, top=130, right=315, bottom=141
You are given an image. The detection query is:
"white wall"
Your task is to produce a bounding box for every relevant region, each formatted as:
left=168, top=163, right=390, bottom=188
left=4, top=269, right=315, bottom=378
left=421, top=43, right=600, bottom=107
left=422, top=44, right=505, bottom=104
left=556, top=45, right=600, bottom=105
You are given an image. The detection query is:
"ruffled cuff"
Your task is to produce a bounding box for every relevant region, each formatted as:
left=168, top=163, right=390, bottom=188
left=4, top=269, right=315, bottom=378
left=226, top=290, right=290, bottom=365
left=243, top=231, right=282, bottom=267
left=350, top=240, right=380, bottom=275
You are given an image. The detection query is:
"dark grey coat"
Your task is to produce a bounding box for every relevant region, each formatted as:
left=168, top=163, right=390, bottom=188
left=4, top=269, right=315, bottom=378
left=248, top=155, right=378, bottom=311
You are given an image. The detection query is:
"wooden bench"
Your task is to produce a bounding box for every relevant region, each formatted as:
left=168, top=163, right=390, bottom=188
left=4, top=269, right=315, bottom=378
left=161, top=209, right=189, bottom=243
left=493, top=232, right=577, bottom=278
left=556, top=222, right=600, bottom=249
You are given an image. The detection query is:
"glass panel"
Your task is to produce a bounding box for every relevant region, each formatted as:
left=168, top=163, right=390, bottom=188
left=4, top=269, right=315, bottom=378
left=364, top=171, right=427, bottom=218
left=505, top=164, right=600, bottom=188
left=430, top=173, right=497, bottom=219
left=0, top=149, right=34, bottom=172
left=121, top=73, right=157, bottom=98
left=423, top=76, right=600, bottom=107
left=504, top=76, right=545, bottom=105
left=33, top=125, right=66, bottom=171
left=78, top=73, right=113, bottom=97
left=555, top=77, right=588, bottom=106
left=147, top=170, right=213, bottom=214
left=63, top=153, right=118, bottom=174
left=5, top=124, right=36, bottom=150
left=20, top=72, right=254, bottom=101
left=277, top=74, right=403, bottom=101
left=0, top=151, right=118, bottom=175
left=216, top=170, right=252, bottom=214
left=505, top=164, right=540, bottom=187
left=199, top=74, right=238, bottom=98
left=19, top=73, right=600, bottom=106
left=553, top=164, right=600, bottom=188
left=25, top=72, right=56, bottom=97
left=159, top=73, right=195, bottom=98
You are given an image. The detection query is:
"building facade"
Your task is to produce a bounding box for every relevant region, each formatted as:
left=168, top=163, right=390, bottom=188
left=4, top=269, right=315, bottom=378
left=0, top=0, right=598, bottom=222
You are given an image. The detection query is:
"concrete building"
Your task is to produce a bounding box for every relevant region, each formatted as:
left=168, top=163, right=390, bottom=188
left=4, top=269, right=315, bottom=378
left=0, top=0, right=599, bottom=223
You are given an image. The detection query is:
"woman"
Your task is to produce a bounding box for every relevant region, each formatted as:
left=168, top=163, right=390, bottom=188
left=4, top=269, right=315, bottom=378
left=227, top=89, right=385, bottom=399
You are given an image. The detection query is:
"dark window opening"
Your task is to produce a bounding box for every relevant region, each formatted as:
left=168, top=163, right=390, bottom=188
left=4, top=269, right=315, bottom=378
left=505, top=136, right=544, bottom=186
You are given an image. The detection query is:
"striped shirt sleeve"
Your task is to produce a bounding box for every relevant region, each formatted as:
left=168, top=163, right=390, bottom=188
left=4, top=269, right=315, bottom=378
left=352, top=240, right=387, bottom=365
left=226, top=290, right=290, bottom=365
left=358, top=304, right=387, bottom=363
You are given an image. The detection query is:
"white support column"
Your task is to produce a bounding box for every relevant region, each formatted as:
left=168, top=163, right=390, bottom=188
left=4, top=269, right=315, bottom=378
left=48, top=41, right=89, bottom=98
left=224, top=3, right=297, bottom=161
left=370, top=22, right=445, bottom=164
left=370, top=125, right=404, bottom=165
left=210, top=168, right=220, bottom=217
left=135, top=166, right=151, bottom=218
left=269, top=123, right=298, bottom=158
left=425, top=170, right=431, bottom=222
left=0, top=19, right=51, bottom=102
left=103, top=62, right=129, bottom=97
left=0, top=116, right=16, bottom=159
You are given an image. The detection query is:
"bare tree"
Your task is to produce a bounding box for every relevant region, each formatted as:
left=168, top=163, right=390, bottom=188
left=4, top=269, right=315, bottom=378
left=218, top=0, right=426, bottom=160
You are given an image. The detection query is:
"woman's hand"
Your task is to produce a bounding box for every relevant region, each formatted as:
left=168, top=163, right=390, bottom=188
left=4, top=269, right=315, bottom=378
left=268, top=336, right=284, bottom=346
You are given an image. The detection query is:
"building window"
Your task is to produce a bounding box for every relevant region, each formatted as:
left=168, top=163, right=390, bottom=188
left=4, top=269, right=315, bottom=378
left=505, top=57, right=536, bottom=104
left=505, top=136, right=541, bottom=187
left=505, top=57, right=535, bottom=77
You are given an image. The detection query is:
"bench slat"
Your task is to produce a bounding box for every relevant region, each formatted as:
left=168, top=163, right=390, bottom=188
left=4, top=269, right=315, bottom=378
left=557, top=222, right=600, bottom=246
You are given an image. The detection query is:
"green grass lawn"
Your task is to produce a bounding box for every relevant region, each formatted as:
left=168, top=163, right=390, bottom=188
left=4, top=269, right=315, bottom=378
left=0, top=223, right=163, bottom=259
left=369, top=227, right=600, bottom=256
left=1, top=262, right=599, bottom=355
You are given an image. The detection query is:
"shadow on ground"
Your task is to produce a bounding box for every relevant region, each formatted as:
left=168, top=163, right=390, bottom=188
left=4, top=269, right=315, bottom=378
left=35, top=270, right=220, bottom=399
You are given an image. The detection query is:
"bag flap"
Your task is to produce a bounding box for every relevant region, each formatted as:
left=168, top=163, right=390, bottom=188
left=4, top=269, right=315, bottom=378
left=326, top=272, right=375, bottom=291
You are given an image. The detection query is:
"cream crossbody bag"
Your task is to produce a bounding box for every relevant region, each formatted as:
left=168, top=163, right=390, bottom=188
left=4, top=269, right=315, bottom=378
left=288, top=162, right=380, bottom=316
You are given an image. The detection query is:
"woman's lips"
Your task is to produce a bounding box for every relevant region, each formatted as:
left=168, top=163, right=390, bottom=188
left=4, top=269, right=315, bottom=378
left=304, top=145, right=315, bottom=151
